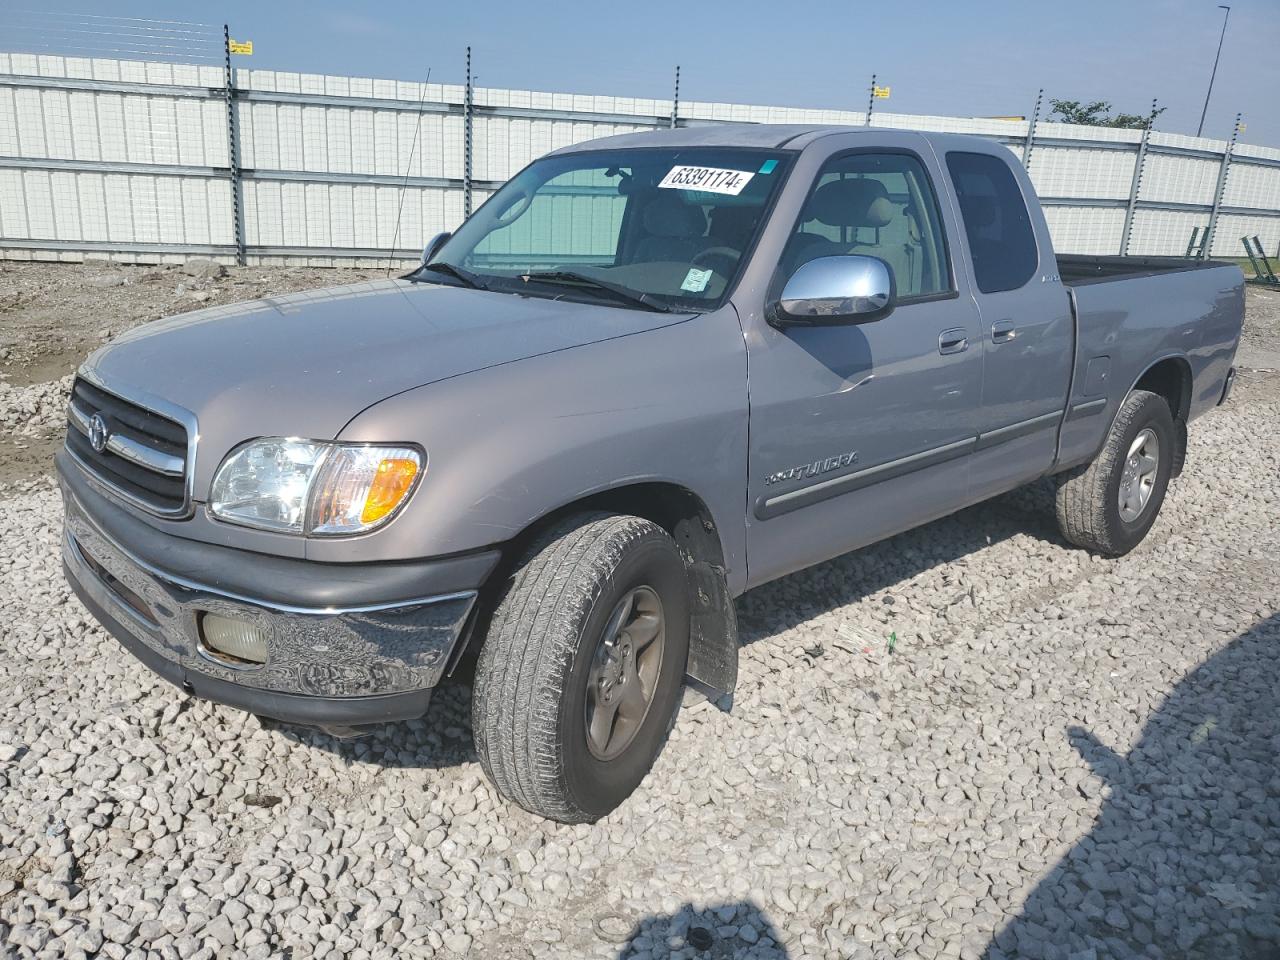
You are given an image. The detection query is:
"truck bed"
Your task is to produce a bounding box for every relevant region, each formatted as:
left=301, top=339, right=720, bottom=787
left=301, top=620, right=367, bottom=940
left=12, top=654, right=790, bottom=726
left=1057, top=254, right=1231, bottom=287
left=1054, top=257, right=1243, bottom=474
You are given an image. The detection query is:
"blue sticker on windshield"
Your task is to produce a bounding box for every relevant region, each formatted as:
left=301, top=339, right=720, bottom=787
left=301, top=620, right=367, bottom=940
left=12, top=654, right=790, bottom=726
left=759, top=159, right=778, bottom=174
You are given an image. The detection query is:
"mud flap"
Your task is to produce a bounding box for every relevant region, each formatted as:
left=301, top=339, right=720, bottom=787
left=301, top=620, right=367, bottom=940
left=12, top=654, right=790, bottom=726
left=1171, top=417, right=1188, bottom=477
left=683, top=559, right=738, bottom=705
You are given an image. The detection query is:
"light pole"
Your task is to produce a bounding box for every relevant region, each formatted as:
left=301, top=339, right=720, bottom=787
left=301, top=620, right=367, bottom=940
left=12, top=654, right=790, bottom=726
left=1196, top=4, right=1230, bottom=138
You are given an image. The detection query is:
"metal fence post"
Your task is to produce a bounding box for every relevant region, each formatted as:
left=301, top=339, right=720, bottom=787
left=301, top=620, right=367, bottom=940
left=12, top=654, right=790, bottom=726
left=1023, top=88, right=1043, bottom=171
left=1120, top=98, right=1159, bottom=256
left=463, top=46, right=473, bottom=218
left=222, top=24, right=245, bottom=265
left=670, top=65, right=680, bottom=129
left=1203, top=112, right=1241, bottom=260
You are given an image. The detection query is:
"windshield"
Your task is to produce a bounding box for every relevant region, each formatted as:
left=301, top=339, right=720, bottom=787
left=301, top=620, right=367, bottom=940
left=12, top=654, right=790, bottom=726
left=417, top=147, right=792, bottom=310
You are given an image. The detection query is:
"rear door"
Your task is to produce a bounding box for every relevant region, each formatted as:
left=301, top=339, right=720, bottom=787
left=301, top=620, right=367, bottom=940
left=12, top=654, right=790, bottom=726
left=741, top=140, right=983, bottom=588
left=943, top=149, right=1073, bottom=498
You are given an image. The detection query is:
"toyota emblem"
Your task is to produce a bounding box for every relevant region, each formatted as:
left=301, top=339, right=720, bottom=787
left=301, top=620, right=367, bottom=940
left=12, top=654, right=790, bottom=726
left=88, top=413, right=109, bottom=453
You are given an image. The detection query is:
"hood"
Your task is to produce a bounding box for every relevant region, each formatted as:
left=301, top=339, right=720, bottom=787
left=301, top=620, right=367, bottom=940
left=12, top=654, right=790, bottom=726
left=85, top=279, right=692, bottom=489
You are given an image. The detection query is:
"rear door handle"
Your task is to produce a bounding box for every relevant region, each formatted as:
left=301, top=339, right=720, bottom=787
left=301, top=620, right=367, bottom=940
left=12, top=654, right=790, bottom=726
left=991, top=319, right=1017, bottom=343
left=939, top=328, right=969, bottom=355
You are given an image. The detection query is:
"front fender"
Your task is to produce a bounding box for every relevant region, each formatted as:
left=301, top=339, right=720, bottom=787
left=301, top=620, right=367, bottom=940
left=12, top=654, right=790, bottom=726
left=329, top=306, right=752, bottom=596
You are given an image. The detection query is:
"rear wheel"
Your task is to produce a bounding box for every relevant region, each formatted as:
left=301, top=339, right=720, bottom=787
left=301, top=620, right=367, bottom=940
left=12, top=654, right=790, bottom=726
left=472, top=512, right=689, bottom=823
left=1054, top=388, right=1175, bottom=556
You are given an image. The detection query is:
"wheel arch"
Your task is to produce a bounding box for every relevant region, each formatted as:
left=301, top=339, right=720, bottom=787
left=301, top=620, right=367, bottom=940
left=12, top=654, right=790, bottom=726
left=1130, top=355, right=1192, bottom=476
left=1132, top=355, right=1193, bottom=422
left=459, top=480, right=739, bottom=700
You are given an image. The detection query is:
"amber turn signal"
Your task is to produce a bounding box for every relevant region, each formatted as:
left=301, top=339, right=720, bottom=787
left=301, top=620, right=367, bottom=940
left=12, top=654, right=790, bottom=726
left=361, top=457, right=420, bottom=524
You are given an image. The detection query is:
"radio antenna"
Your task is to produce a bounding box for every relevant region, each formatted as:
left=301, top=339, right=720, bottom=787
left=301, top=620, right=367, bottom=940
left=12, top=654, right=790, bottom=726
left=387, top=66, right=432, bottom=276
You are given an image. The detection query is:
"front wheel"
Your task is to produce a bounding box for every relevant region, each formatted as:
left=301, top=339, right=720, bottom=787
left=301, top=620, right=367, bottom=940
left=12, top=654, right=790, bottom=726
left=472, top=513, right=690, bottom=823
left=1054, top=388, right=1175, bottom=556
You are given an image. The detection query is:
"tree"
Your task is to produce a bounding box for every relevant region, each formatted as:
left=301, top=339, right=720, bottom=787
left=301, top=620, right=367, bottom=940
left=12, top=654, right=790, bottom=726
left=1048, top=98, right=1166, bottom=129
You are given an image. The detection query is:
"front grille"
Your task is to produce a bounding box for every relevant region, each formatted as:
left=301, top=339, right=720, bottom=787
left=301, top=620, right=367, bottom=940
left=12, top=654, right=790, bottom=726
left=65, top=377, right=190, bottom=515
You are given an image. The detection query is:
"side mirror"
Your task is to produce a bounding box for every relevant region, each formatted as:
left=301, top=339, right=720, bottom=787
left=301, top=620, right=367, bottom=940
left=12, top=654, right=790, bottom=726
left=421, top=232, right=452, bottom=265
left=771, top=255, right=896, bottom=326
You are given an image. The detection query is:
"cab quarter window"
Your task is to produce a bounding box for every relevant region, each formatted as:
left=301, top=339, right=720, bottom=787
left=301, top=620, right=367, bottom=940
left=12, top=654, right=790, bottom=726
left=781, top=152, right=951, bottom=300
left=945, top=151, right=1039, bottom=294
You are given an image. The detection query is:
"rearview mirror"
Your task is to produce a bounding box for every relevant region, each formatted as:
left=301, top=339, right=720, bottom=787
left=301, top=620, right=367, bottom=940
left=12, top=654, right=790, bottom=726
left=772, top=255, right=896, bottom=326
left=421, top=232, right=451, bottom=265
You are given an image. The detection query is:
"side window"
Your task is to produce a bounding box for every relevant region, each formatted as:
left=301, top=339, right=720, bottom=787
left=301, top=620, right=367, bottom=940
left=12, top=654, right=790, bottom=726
left=945, top=152, right=1038, bottom=294
left=779, top=152, right=951, bottom=300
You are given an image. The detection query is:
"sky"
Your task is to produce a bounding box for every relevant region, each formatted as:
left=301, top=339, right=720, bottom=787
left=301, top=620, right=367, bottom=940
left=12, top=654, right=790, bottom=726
left=8, top=0, right=1280, bottom=146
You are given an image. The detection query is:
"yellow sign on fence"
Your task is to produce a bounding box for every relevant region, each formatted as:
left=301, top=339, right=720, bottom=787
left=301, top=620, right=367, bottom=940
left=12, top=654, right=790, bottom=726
left=228, top=39, right=253, bottom=55
left=873, top=85, right=891, bottom=99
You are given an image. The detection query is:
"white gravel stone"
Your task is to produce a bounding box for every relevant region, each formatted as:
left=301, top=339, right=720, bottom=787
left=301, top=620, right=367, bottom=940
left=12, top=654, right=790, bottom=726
left=0, top=375, right=72, bottom=438
left=2, top=287, right=1279, bottom=958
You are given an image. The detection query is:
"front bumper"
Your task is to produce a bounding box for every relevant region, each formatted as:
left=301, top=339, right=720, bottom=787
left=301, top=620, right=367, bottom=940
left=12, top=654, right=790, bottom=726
left=58, top=453, right=498, bottom=727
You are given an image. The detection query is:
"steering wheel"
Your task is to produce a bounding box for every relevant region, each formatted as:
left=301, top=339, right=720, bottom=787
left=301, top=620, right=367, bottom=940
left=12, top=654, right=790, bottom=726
left=690, top=246, right=742, bottom=275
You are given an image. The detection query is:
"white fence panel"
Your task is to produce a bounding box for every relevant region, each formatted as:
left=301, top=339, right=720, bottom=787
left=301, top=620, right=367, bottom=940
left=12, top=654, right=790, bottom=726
left=1129, top=209, right=1209, bottom=256
left=1042, top=205, right=1128, bottom=256
left=1140, top=153, right=1222, bottom=207
left=1, top=52, right=1277, bottom=265
left=1029, top=147, right=1135, bottom=200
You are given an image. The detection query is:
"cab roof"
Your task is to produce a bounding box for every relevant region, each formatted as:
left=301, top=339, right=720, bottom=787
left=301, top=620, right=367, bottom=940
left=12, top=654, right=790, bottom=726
left=550, top=123, right=1005, bottom=157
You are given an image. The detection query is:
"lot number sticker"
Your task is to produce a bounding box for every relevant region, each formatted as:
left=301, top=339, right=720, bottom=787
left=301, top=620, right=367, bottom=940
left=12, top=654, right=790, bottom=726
left=658, top=165, right=755, bottom=196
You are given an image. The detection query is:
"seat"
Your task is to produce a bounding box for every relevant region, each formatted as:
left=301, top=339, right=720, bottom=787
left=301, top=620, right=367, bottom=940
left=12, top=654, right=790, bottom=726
left=957, top=195, right=1004, bottom=280
left=707, top=205, right=758, bottom=250
left=784, top=178, right=914, bottom=293
left=633, top=194, right=710, bottom=264
left=899, top=202, right=926, bottom=293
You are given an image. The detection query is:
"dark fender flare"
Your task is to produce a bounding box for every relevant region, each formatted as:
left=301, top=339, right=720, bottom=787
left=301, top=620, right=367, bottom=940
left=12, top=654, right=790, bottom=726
left=657, top=490, right=740, bottom=702
left=682, top=555, right=739, bottom=702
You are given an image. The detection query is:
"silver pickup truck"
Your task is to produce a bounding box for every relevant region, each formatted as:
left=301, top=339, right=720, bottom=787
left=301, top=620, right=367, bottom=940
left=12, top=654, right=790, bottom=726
left=59, top=125, right=1243, bottom=822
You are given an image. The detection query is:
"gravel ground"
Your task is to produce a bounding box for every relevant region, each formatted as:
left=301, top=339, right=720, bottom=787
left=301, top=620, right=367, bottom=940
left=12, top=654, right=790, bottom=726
left=1, top=266, right=1279, bottom=960
left=1238, top=285, right=1280, bottom=373
left=0, top=261, right=386, bottom=490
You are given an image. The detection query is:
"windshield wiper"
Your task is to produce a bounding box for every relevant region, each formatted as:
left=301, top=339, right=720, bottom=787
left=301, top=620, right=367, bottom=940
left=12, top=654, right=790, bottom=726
left=416, top=261, right=489, bottom=290
left=519, top=270, right=673, bottom=313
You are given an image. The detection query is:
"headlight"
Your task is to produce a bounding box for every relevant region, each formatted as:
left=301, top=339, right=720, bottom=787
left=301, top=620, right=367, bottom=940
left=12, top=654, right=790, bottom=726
left=209, top=438, right=423, bottom=536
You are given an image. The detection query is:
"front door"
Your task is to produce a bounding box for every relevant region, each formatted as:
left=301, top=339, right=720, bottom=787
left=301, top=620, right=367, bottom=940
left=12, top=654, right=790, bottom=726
left=743, top=148, right=983, bottom=588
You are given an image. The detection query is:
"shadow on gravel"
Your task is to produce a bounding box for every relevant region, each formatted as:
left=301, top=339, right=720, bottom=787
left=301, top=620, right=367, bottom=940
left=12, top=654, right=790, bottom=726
left=735, top=478, right=1061, bottom=641
left=985, top=613, right=1280, bottom=960
left=611, top=900, right=788, bottom=958
left=268, top=680, right=479, bottom=770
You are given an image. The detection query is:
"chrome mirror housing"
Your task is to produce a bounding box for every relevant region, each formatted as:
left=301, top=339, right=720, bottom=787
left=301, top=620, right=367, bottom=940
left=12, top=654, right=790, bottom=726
left=421, top=231, right=452, bottom=265
left=773, top=255, right=896, bottom=326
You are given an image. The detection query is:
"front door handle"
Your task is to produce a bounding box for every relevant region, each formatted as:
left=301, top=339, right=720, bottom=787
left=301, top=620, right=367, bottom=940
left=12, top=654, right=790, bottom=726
left=991, top=319, right=1017, bottom=343
left=939, top=328, right=969, bottom=355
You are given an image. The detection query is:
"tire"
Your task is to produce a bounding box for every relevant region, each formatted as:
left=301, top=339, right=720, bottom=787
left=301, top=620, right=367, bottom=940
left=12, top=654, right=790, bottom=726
left=1054, top=389, right=1175, bottom=556
left=472, top=512, right=690, bottom=823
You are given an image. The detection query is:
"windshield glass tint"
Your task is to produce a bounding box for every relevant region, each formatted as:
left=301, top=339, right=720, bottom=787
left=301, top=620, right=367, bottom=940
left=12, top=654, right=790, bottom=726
left=427, top=148, right=791, bottom=307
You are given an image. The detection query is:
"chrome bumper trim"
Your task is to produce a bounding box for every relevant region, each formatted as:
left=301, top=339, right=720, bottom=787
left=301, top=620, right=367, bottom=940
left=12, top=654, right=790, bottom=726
left=63, top=490, right=476, bottom=699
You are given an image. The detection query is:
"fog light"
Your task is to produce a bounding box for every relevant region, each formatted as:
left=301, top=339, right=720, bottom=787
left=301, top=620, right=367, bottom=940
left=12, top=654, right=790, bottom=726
left=199, top=613, right=269, bottom=666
